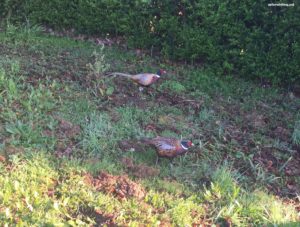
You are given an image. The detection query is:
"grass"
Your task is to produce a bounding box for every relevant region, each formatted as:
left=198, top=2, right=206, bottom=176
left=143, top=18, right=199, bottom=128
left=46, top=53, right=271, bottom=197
left=0, top=25, right=299, bottom=226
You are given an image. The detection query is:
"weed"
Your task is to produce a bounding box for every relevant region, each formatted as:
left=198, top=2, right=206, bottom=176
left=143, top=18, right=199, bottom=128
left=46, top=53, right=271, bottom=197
left=4, top=22, right=44, bottom=44
left=86, top=46, right=110, bottom=76
left=198, top=108, right=214, bottom=122
left=169, top=198, right=203, bottom=226
left=292, top=118, right=300, bottom=145
left=86, top=45, right=112, bottom=97
left=248, top=158, right=280, bottom=186
left=249, top=191, right=299, bottom=225
left=81, top=112, right=114, bottom=157
left=203, top=166, right=240, bottom=206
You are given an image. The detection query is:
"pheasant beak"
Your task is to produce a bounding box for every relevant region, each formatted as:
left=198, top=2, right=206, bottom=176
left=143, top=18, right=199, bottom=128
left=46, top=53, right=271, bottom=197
left=188, top=141, right=194, bottom=147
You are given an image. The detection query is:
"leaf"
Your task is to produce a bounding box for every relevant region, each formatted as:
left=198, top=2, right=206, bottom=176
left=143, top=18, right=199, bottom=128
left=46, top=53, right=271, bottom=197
left=106, top=86, right=114, bottom=96
left=5, top=125, right=18, bottom=134
left=99, top=88, right=105, bottom=96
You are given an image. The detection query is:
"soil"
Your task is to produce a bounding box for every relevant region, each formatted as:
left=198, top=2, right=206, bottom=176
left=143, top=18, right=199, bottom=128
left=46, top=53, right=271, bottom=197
left=46, top=116, right=81, bottom=158
left=84, top=171, right=146, bottom=200
left=121, top=157, right=160, bottom=178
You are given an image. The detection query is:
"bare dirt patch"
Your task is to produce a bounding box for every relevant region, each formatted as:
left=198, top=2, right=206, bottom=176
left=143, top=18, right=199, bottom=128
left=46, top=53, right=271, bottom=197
left=54, top=116, right=81, bottom=139
left=272, top=126, right=291, bottom=141
left=84, top=171, right=146, bottom=200
left=118, top=139, right=143, bottom=152
left=121, top=157, right=160, bottom=178
left=155, top=91, right=203, bottom=114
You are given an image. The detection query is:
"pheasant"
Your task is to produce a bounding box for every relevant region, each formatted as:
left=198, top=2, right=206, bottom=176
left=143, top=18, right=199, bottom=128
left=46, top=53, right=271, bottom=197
left=141, top=136, right=194, bottom=164
left=109, top=69, right=166, bottom=87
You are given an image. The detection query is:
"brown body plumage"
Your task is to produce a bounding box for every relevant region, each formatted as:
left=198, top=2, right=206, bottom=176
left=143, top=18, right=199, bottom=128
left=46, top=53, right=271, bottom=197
left=141, top=136, right=194, bottom=158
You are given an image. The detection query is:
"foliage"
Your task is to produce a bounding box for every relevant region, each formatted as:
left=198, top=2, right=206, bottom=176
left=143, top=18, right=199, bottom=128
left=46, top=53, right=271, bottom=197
left=86, top=46, right=110, bottom=76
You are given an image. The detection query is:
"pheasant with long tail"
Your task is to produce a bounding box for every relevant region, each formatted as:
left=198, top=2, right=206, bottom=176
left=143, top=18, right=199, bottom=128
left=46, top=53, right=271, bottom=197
left=108, top=69, right=166, bottom=87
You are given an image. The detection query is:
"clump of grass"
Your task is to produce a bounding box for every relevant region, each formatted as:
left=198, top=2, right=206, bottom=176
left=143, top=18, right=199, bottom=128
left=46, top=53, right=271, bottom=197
left=5, top=120, right=46, bottom=147
left=145, top=190, right=203, bottom=226
left=210, top=167, right=240, bottom=204
left=115, top=107, right=147, bottom=138
left=248, top=158, right=280, bottom=186
left=3, top=22, right=44, bottom=45
left=169, top=198, right=203, bottom=226
left=142, top=179, right=186, bottom=196
left=202, top=165, right=299, bottom=225
left=292, top=119, right=300, bottom=145
left=145, top=190, right=172, bottom=209
left=80, top=107, right=148, bottom=158
left=186, top=70, right=231, bottom=96
left=0, top=152, right=59, bottom=225
left=198, top=108, right=214, bottom=122
left=81, top=112, right=114, bottom=156
left=239, top=190, right=299, bottom=225
left=0, top=61, right=22, bottom=104
left=159, top=80, right=186, bottom=94
left=0, top=61, right=57, bottom=149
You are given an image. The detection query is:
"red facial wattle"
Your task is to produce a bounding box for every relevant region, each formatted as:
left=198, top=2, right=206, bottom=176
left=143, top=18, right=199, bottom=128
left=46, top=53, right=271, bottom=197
left=157, top=69, right=166, bottom=76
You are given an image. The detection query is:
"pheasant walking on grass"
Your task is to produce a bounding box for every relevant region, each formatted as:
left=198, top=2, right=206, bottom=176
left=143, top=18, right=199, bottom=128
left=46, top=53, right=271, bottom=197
left=141, top=136, right=194, bottom=164
left=109, top=69, right=166, bottom=89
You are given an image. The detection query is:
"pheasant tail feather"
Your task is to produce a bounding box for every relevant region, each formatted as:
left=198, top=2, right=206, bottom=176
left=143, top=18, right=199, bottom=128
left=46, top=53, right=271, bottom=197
left=109, top=72, right=132, bottom=78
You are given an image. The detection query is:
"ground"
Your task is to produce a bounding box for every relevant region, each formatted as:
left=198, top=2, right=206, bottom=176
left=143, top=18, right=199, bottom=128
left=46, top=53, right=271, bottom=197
left=0, top=26, right=299, bottom=226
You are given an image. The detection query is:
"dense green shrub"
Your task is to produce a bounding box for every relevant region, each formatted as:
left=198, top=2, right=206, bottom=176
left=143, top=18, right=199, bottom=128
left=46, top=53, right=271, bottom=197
left=0, top=0, right=299, bottom=86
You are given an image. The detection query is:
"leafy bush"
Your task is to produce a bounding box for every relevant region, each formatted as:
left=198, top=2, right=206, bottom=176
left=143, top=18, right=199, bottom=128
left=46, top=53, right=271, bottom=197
left=1, top=1, right=299, bottom=85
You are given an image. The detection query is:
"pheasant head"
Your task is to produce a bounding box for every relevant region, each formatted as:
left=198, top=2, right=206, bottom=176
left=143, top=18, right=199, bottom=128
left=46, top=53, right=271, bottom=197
left=144, top=69, right=166, bottom=85
left=180, top=140, right=194, bottom=150
left=157, top=69, right=167, bottom=76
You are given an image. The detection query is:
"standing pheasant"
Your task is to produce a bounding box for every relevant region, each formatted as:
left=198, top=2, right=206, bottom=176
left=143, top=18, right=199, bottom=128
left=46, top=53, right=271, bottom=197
left=141, top=136, right=194, bottom=164
left=109, top=69, right=166, bottom=87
